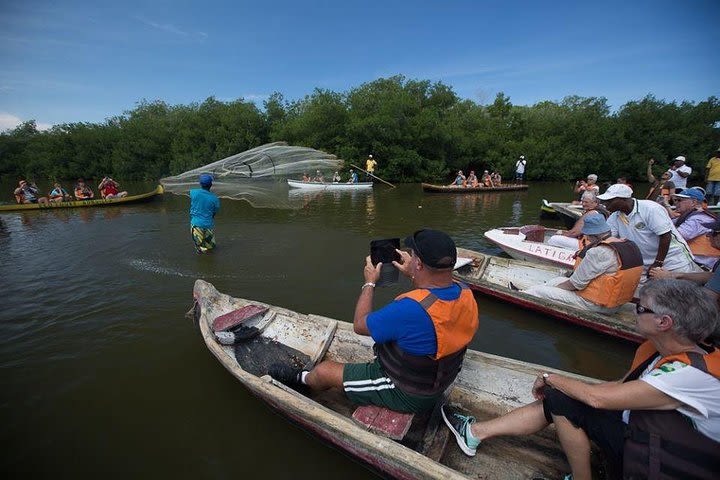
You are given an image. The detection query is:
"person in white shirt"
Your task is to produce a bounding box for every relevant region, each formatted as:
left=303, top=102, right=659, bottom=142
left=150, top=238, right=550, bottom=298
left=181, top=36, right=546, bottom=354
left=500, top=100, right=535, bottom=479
left=441, top=279, right=720, bottom=480
left=514, top=155, right=526, bottom=183
left=669, top=155, right=692, bottom=190
left=598, top=184, right=700, bottom=281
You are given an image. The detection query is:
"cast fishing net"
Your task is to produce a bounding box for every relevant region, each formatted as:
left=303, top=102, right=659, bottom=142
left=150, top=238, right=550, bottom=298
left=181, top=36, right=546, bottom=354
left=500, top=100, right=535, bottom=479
left=161, top=142, right=345, bottom=208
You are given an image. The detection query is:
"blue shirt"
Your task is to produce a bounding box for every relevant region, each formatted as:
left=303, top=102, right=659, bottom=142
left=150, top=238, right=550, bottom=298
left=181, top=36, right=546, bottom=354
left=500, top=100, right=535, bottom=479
left=350, top=172, right=358, bottom=183
left=366, top=283, right=464, bottom=356
left=190, top=188, right=220, bottom=229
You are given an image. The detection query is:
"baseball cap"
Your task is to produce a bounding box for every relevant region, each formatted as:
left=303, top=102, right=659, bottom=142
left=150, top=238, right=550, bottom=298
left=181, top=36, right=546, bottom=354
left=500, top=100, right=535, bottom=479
left=674, top=155, right=686, bottom=163
left=673, top=189, right=704, bottom=202
left=597, top=183, right=634, bottom=200
left=403, top=229, right=457, bottom=269
left=581, top=214, right=611, bottom=235
left=199, top=174, right=213, bottom=186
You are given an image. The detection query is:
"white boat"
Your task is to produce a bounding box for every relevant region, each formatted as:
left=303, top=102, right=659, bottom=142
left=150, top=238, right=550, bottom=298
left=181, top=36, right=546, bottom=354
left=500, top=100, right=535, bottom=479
left=287, top=179, right=373, bottom=191
left=484, top=226, right=578, bottom=269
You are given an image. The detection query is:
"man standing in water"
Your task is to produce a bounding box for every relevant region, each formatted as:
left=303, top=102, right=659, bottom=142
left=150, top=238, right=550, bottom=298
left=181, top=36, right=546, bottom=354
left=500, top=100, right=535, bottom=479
left=365, top=154, right=378, bottom=181
left=190, top=174, right=220, bottom=254
left=270, top=229, right=479, bottom=414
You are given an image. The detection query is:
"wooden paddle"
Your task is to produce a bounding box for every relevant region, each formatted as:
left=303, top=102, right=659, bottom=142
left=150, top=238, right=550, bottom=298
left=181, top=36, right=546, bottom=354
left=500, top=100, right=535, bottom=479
left=350, top=163, right=396, bottom=188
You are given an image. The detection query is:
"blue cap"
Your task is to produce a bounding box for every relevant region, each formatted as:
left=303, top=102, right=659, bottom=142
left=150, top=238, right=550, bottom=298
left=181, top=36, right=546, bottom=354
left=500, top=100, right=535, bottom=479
left=581, top=214, right=611, bottom=235
left=673, top=188, right=704, bottom=202
left=199, top=174, right=213, bottom=186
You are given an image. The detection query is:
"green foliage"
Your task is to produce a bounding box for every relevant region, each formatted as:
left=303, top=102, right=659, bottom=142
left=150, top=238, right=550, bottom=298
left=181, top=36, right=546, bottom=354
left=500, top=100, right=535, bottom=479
left=0, top=79, right=718, bottom=184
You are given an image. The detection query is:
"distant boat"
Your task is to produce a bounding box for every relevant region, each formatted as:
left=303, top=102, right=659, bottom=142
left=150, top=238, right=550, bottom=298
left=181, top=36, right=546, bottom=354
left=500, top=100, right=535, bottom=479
left=453, top=247, right=642, bottom=343
left=484, top=226, right=577, bottom=269
left=193, top=279, right=600, bottom=480
left=547, top=202, right=583, bottom=229
left=287, top=179, right=373, bottom=191
left=0, top=185, right=164, bottom=213
left=539, top=199, right=559, bottom=219
left=422, top=183, right=528, bottom=193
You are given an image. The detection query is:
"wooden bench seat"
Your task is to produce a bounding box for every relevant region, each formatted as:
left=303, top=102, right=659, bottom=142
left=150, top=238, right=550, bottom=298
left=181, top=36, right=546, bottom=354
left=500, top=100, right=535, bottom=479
left=352, top=405, right=414, bottom=440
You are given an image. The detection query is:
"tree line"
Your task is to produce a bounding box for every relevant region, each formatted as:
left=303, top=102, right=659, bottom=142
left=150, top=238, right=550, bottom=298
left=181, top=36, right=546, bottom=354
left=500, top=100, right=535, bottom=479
left=1, top=75, right=718, bottom=183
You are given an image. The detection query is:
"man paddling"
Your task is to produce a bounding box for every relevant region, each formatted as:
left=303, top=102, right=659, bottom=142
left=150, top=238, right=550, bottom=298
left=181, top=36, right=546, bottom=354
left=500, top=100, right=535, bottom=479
left=190, top=174, right=220, bottom=254
left=270, top=229, right=479, bottom=413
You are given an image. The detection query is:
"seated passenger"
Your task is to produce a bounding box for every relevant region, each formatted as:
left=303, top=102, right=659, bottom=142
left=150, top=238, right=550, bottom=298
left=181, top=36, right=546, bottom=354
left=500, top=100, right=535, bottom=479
left=269, top=230, right=479, bottom=414
left=14, top=180, right=48, bottom=204
left=573, top=174, right=600, bottom=204
left=491, top=171, right=502, bottom=186
left=525, top=215, right=643, bottom=314
left=74, top=178, right=95, bottom=200
left=331, top=171, right=341, bottom=183
left=668, top=189, right=720, bottom=269
left=313, top=170, right=325, bottom=183
left=466, top=171, right=478, bottom=187
left=450, top=170, right=466, bottom=187
left=98, top=176, right=128, bottom=199
left=302, top=172, right=310, bottom=182
left=441, top=279, right=720, bottom=480
left=346, top=169, right=359, bottom=184
left=48, top=182, right=71, bottom=202
left=548, top=191, right=609, bottom=250
left=481, top=170, right=493, bottom=187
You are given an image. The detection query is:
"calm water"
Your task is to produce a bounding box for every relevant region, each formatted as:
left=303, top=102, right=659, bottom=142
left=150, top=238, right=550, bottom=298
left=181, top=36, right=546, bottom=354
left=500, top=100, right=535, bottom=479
left=0, top=181, right=637, bottom=478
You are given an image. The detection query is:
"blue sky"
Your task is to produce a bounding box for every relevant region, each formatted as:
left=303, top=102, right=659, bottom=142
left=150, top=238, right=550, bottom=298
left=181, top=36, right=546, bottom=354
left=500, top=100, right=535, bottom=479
left=0, top=0, right=718, bottom=131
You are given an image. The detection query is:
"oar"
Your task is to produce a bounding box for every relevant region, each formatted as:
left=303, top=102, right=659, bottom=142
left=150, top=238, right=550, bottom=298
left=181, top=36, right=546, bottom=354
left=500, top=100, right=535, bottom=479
left=350, top=164, right=396, bottom=188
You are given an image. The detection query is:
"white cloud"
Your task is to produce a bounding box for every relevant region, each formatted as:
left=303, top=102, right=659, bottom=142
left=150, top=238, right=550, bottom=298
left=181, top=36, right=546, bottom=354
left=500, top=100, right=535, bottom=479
left=0, top=112, right=52, bottom=132
left=135, top=16, right=208, bottom=40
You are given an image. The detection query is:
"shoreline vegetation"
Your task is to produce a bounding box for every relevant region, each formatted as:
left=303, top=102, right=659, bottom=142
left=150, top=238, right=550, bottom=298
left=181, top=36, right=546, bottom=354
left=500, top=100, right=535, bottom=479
left=1, top=76, right=718, bottom=184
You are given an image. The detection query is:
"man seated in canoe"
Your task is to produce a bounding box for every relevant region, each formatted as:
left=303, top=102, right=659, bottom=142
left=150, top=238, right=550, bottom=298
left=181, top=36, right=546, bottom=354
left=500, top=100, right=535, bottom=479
left=599, top=183, right=701, bottom=282
left=441, top=279, right=720, bottom=480
left=663, top=188, right=720, bottom=269
left=450, top=170, right=466, bottom=187
left=14, top=180, right=48, bottom=204
left=331, top=171, right=341, bottom=183
left=313, top=170, right=325, bottom=183
left=74, top=178, right=95, bottom=200
left=346, top=169, right=359, bottom=183
left=481, top=170, right=494, bottom=187
left=301, top=172, right=310, bottom=182
left=548, top=191, right=609, bottom=250
left=98, top=176, right=128, bottom=199
left=651, top=218, right=720, bottom=283
left=48, top=182, right=72, bottom=202
left=524, top=215, right=643, bottom=314
left=490, top=171, right=502, bottom=186
left=270, top=229, right=479, bottom=414
left=466, top=170, right=478, bottom=187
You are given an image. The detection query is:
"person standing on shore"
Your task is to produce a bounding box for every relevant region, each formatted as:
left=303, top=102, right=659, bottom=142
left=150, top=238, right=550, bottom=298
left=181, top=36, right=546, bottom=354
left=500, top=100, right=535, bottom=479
left=190, top=174, right=220, bottom=254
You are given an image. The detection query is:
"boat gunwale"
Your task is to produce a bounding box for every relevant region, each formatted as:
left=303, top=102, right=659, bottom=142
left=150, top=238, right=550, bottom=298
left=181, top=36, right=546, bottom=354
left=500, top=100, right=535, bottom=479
left=421, top=183, right=529, bottom=193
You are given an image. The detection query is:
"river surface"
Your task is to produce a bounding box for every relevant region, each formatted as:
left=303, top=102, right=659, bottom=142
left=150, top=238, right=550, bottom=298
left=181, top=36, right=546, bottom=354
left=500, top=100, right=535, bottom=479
left=0, top=181, right=638, bottom=478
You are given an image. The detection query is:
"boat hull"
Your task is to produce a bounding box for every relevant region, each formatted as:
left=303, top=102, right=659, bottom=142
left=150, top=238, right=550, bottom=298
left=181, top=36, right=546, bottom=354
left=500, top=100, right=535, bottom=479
left=484, top=227, right=577, bottom=269
left=421, top=183, right=528, bottom=193
left=287, top=179, right=373, bottom=191
left=0, top=185, right=164, bottom=212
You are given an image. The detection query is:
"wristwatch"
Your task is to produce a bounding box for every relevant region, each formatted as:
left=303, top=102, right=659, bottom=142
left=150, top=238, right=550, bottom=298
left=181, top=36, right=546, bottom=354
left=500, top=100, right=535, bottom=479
left=362, top=282, right=376, bottom=289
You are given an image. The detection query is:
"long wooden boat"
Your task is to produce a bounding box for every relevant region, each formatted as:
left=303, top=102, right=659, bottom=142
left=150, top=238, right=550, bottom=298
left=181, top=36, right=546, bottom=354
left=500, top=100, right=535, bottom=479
left=484, top=226, right=577, bottom=269
left=0, top=185, right=164, bottom=212
left=422, top=183, right=528, bottom=193
left=287, top=179, right=373, bottom=191
left=453, top=248, right=642, bottom=343
left=548, top=202, right=583, bottom=229
left=194, top=279, right=602, bottom=480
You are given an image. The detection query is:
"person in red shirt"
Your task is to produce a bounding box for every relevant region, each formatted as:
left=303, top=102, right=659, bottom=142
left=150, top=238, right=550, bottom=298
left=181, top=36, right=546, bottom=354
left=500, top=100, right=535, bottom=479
left=98, top=176, right=127, bottom=199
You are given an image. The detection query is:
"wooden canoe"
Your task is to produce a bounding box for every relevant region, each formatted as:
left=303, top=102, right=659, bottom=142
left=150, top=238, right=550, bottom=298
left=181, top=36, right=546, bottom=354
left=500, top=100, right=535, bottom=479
left=194, top=279, right=601, bottom=480
left=422, top=183, right=529, bottom=193
left=484, top=226, right=577, bottom=269
left=453, top=248, right=642, bottom=343
left=0, top=185, right=164, bottom=212
left=539, top=199, right=559, bottom=219
left=287, top=179, right=373, bottom=191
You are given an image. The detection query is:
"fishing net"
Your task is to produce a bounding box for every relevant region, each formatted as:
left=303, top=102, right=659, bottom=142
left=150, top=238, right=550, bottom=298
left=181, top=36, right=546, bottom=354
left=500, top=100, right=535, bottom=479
left=161, top=142, right=345, bottom=208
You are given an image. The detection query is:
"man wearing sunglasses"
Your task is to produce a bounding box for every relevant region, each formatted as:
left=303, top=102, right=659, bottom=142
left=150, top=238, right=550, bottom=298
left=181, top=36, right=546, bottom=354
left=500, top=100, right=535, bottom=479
left=442, top=279, right=720, bottom=480
left=668, top=189, right=720, bottom=269
left=270, top=229, right=479, bottom=414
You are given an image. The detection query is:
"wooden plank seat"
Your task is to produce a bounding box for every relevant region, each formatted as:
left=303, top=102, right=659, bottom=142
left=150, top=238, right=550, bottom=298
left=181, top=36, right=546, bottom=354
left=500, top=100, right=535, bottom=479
left=352, top=405, right=414, bottom=441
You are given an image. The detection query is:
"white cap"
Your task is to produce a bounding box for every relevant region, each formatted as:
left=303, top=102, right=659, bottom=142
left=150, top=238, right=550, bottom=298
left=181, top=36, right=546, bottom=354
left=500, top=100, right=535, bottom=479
left=674, top=155, right=686, bottom=162
left=369, top=154, right=373, bottom=158
left=520, top=155, right=525, bottom=159
left=597, top=183, right=634, bottom=200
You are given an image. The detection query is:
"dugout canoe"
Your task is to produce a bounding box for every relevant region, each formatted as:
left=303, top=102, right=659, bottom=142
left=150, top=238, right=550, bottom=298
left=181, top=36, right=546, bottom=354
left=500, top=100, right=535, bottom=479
left=287, top=179, right=373, bottom=191
left=484, top=226, right=577, bottom=269
left=421, top=183, right=529, bottom=193
left=0, top=185, right=164, bottom=212
left=193, top=279, right=601, bottom=480
left=452, top=248, right=642, bottom=343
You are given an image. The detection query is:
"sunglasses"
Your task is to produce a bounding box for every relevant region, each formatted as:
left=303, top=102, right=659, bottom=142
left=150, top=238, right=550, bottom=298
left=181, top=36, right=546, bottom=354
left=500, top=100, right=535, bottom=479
left=635, top=303, right=655, bottom=315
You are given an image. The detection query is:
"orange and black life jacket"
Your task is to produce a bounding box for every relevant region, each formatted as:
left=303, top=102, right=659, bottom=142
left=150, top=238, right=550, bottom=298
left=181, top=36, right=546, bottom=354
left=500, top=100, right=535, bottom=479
left=623, top=341, right=720, bottom=479
left=573, top=239, right=643, bottom=308
left=375, top=282, right=479, bottom=396
left=674, top=210, right=720, bottom=258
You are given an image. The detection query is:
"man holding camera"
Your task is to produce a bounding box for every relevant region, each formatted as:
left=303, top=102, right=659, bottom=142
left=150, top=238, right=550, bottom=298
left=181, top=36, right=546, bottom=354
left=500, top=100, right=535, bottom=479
left=270, top=229, right=479, bottom=414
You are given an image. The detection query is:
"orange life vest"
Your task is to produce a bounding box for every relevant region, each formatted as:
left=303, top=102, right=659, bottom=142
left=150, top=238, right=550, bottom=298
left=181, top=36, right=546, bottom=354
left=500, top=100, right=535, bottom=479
left=395, top=284, right=478, bottom=359
left=628, top=340, right=720, bottom=376
left=574, top=239, right=643, bottom=308
left=675, top=210, right=720, bottom=258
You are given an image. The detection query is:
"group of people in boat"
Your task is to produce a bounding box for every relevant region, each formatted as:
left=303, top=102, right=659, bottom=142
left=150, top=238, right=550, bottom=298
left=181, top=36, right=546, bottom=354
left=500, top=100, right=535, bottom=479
left=267, top=224, right=719, bottom=480
left=301, top=168, right=360, bottom=184
left=450, top=169, right=502, bottom=188
left=13, top=177, right=128, bottom=204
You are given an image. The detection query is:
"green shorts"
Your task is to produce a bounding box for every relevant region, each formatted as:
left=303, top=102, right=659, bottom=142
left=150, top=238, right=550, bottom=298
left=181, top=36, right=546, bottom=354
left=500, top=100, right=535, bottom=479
left=342, top=358, right=440, bottom=414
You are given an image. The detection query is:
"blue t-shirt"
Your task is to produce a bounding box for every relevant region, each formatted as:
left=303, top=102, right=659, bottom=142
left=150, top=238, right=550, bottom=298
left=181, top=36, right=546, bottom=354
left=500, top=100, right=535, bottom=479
left=366, top=283, right=464, bottom=356
left=190, top=188, right=220, bottom=229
